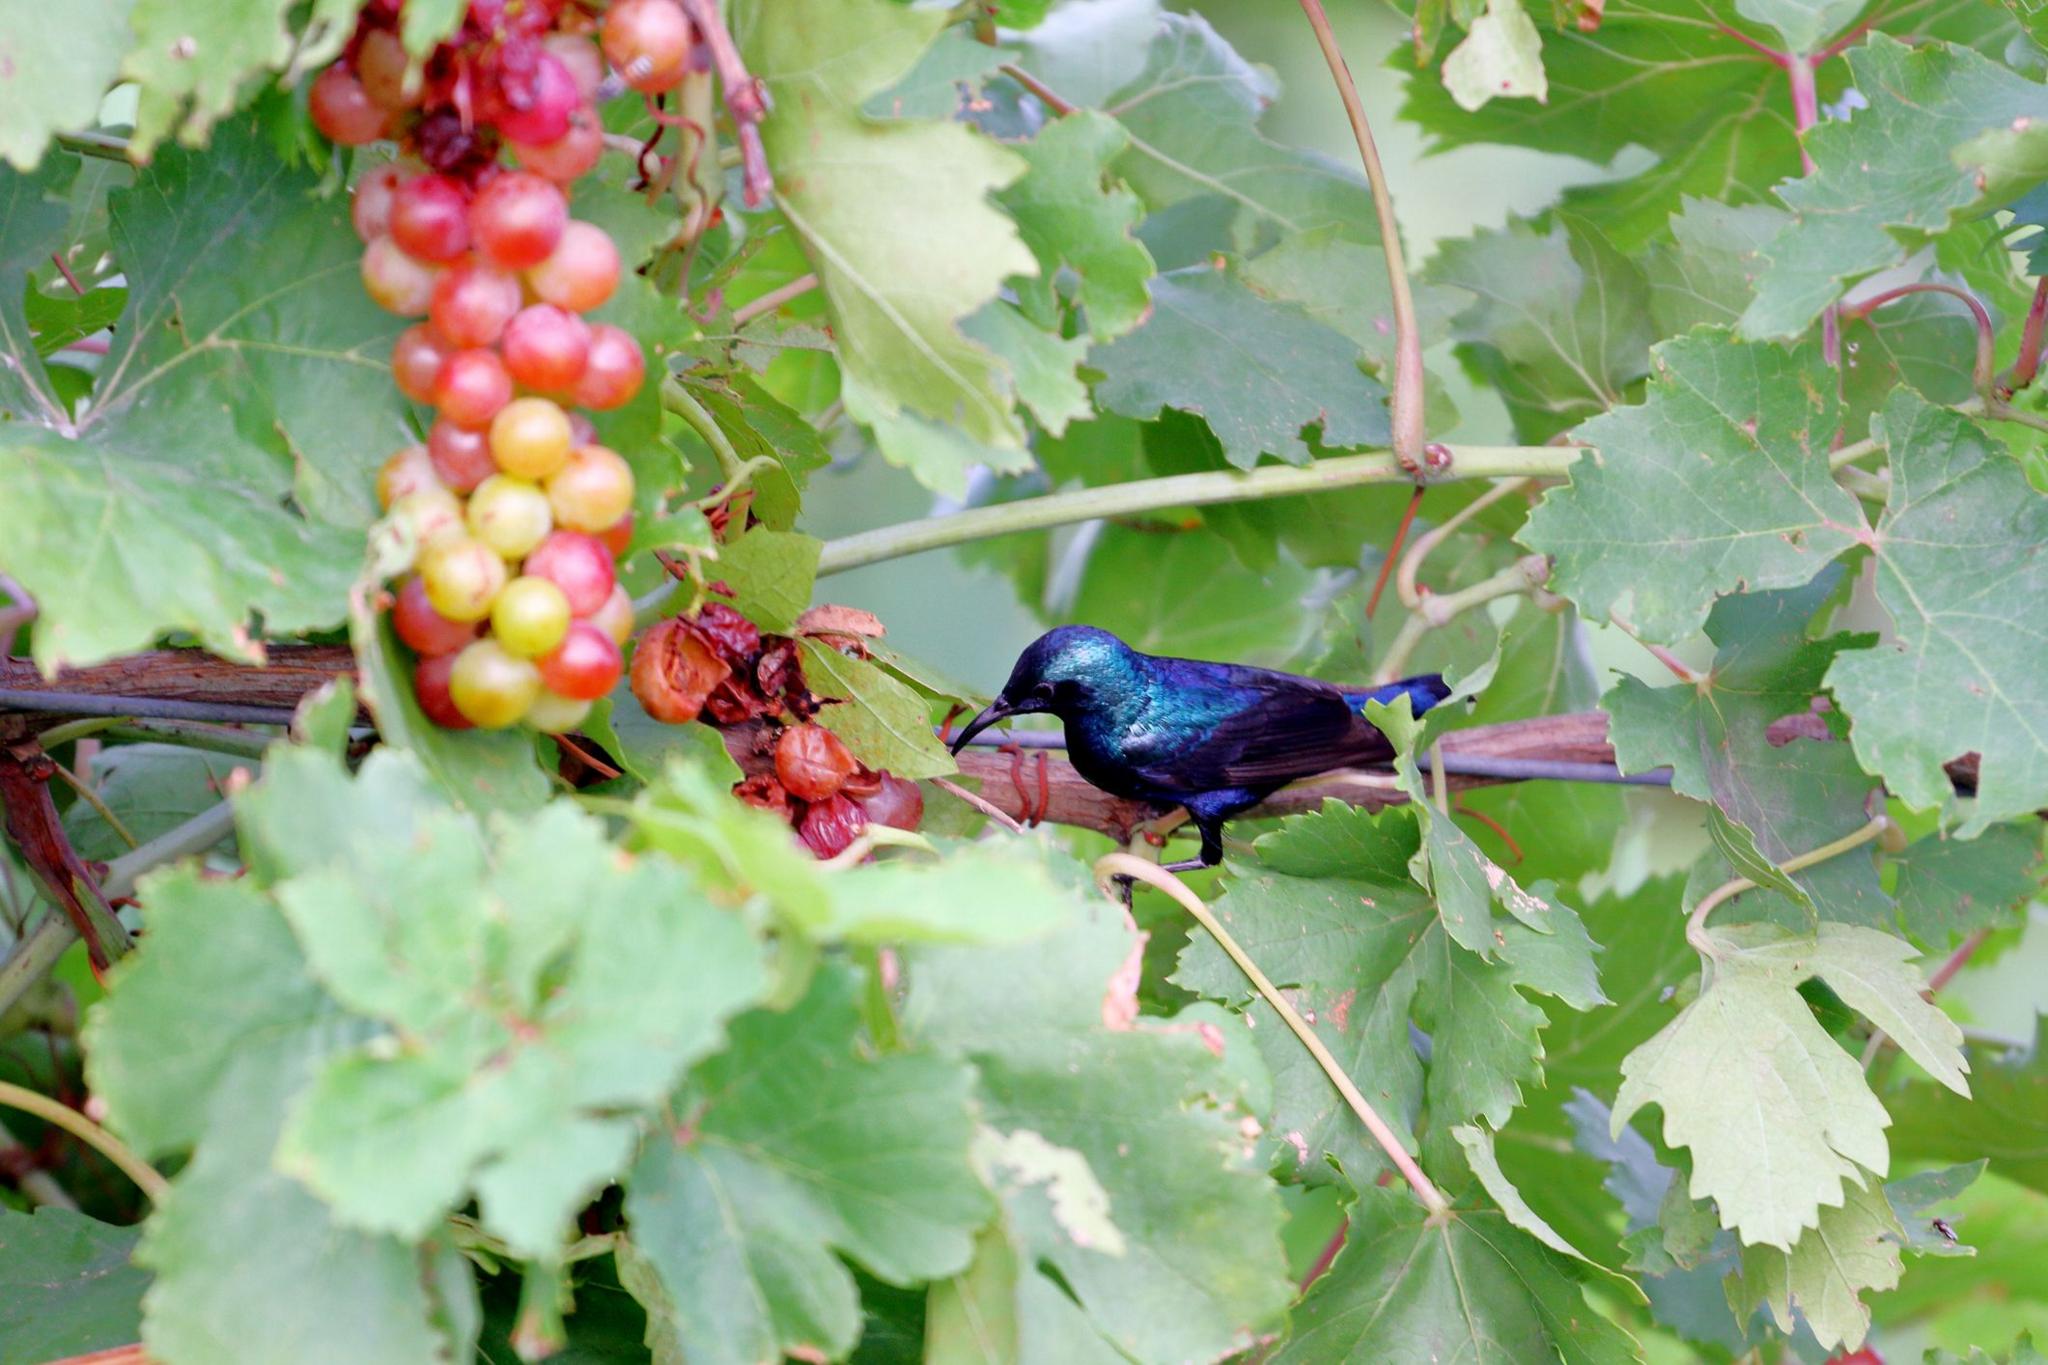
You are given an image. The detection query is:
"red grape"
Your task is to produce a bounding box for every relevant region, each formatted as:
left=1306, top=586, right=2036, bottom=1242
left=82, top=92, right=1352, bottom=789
left=419, top=537, right=509, bottom=621
left=414, top=652, right=474, bottom=729
left=390, top=174, right=472, bottom=263
left=450, top=638, right=541, bottom=728
left=598, top=514, right=633, bottom=557
left=491, top=575, right=572, bottom=658
left=356, top=28, right=417, bottom=111
left=429, top=259, right=522, bottom=348
left=501, top=303, right=590, bottom=392
left=799, top=794, right=868, bottom=859
left=524, top=530, right=615, bottom=615
left=512, top=110, right=604, bottom=184
left=352, top=163, right=405, bottom=243
left=489, top=396, right=574, bottom=479
left=526, top=221, right=619, bottom=312
left=361, top=235, right=440, bottom=315
left=428, top=418, right=497, bottom=491
left=311, top=65, right=387, bottom=145
left=603, top=0, right=693, bottom=93
left=853, top=772, right=924, bottom=831
left=390, top=324, right=449, bottom=404
left=631, top=617, right=729, bottom=723
left=537, top=621, right=624, bottom=699
left=544, top=33, right=605, bottom=101
left=467, top=474, right=554, bottom=558
left=587, top=584, right=635, bottom=644
left=496, top=50, right=580, bottom=146
left=572, top=325, right=644, bottom=409
left=432, top=348, right=514, bottom=428
left=470, top=172, right=567, bottom=270
left=393, top=576, right=480, bottom=655
left=545, top=443, right=634, bottom=531
left=392, top=486, right=467, bottom=552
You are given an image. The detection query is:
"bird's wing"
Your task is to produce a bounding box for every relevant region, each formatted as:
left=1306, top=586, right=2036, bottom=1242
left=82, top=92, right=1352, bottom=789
left=1122, top=673, right=1394, bottom=792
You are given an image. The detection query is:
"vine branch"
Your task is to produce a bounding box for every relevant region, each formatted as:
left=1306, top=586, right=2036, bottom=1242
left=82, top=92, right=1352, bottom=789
left=1095, top=853, right=1449, bottom=1216
left=0, top=1080, right=168, bottom=1203
left=1298, top=0, right=1426, bottom=468
left=1685, top=814, right=1891, bottom=955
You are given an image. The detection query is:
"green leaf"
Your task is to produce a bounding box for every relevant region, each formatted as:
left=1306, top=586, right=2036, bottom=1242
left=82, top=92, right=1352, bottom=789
left=735, top=0, right=1035, bottom=490
left=1091, top=267, right=1390, bottom=468
left=1441, top=0, right=1548, bottom=112
left=798, top=639, right=956, bottom=780
left=1521, top=330, right=1862, bottom=644
left=1890, top=824, right=2045, bottom=946
left=1606, top=575, right=1887, bottom=927
left=681, top=375, right=829, bottom=531
left=1068, top=524, right=1321, bottom=664
left=713, top=527, right=820, bottom=634
left=1732, top=1176, right=1904, bottom=1353
left=1274, top=1184, right=1643, bottom=1364
left=1428, top=216, right=1653, bottom=443
left=0, top=153, right=78, bottom=417
left=1890, top=1023, right=2048, bottom=1195
left=61, top=743, right=241, bottom=864
left=1454, top=1123, right=1639, bottom=1292
left=0, top=1206, right=146, bottom=1362
left=1613, top=920, right=1967, bottom=1249
left=1886, top=1160, right=1985, bottom=1256
left=84, top=865, right=353, bottom=1159
left=124, top=0, right=355, bottom=158
left=1645, top=198, right=1791, bottom=336
left=1088, top=13, right=1380, bottom=247
left=0, top=125, right=410, bottom=671
left=1402, top=0, right=1831, bottom=250
left=1825, top=391, right=2048, bottom=832
left=907, top=892, right=1293, bottom=1362
left=1174, top=803, right=1595, bottom=1186
left=588, top=686, right=745, bottom=788
left=821, top=843, right=1073, bottom=944
left=962, top=300, right=1090, bottom=436
left=1742, top=36, right=2048, bottom=339
left=1735, top=0, right=1865, bottom=53
left=860, top=25, right=1011, bottom=122
left=997, top=108, right=1155, bottom=342
left=0, top=3, right=132, bottom=171
left=623, top=967, right=987, bottom=1365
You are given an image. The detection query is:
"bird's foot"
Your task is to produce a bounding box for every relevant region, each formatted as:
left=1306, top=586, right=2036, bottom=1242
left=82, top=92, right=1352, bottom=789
left=1159, top=857, right=1211, bottom=875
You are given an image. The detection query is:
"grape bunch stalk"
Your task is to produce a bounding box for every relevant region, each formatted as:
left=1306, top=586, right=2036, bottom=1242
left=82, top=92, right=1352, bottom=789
left=311, top=0, right=697, bottom=733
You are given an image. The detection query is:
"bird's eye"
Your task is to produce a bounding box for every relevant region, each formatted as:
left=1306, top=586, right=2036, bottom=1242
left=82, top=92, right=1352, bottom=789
left=1032, top=682, right=1055, bottom=703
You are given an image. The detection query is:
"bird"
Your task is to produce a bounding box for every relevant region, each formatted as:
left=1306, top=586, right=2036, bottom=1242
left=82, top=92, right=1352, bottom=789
left=949, top=625, right=1450, bottom=870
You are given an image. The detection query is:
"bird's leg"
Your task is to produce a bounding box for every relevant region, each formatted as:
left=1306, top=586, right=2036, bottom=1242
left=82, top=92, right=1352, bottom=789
left=1159, top=816, right=1226, bottom=874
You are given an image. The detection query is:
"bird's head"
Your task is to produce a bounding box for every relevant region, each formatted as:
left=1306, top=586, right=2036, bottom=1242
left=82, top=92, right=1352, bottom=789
left=948, top=626, right=1133, bottom=754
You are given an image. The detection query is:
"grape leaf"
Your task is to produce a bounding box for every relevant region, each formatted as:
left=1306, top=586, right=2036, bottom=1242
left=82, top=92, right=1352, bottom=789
left=1453, top=1123, right=1639, bottom=1290
left=0, top=125, right=411, bottom=671
left=1175, top=803, right=1598, bottom=1187
left=1735, top=0, right=1864, bottom=53
left=124, top=0, right=355, bottom=158
left=1605, top=575, right=1888, bottom=928
left=0, top=153, right=78, bottom=418
left=1427, top=216, right=1654, bottom=443
left=1889, top=1024, right=2048, bottom=1195
left=1885, top=1160, right=1984, bottom=1256
left=962, top=300, right=1090, bottom=436
left=0, top=3, right=131, bottom=171
left=1614, top=920, right=1967, bottom=1249
left=798, top=640, right=956, bottom=781
left=734, top=0, right=1036, bottom=490
left=1732, top=1177, right=1904, bottom=1353
left=906, top=892, right=1294, bottom=1362
left=1067, top=523, right=1322, bottom=664
left=1400, top=0, right=1806, bottom=251
left=0, top=1207, right=146, bottom=1363
left=1825, top=391, right=2048, bottom=833
left=1091, top=266, right=1391, bottom=468
left=1520, top=330, right=1862, bottom=644
left=622, top=967, right=987, bottom=1365
left=1090, top=12, right=1379, bottom=247
left=1274, top=1183, right=1643, bottom=1364
left=1742, top=36, right=2048, bottom=339
left=860, top=25, right=1011, bottom=122
left=1441, top=0, right=1548, bottom=112
left=61, top=743, right=241, bottom=864
left=1889, top=824, right=2044, bottom=947
left=680, top=374, right=831, bottom=532
left=820, top=844, right=1074, bottom=944
left=713, top=527, right=820, bottom=634
left=997, top=109, right=1156, bottom=342
left=228, top=750, right=768, bottom=1257
left=1646, top=198, right=1791, bottom=335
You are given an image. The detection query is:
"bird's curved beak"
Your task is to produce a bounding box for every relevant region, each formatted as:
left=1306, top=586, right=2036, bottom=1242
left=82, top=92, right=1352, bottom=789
left=948, top=699, right=1011, bottom=755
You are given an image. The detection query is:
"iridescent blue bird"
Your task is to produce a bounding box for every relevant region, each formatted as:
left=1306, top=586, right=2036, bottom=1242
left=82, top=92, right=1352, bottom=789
left=950, top=625, right=1449, bottom=870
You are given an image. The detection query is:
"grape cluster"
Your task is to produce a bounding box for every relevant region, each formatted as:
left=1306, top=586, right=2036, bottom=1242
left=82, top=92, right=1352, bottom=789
left=312, top=0, right=700, bottom=732
left=632, top=604, right=923, bottom=857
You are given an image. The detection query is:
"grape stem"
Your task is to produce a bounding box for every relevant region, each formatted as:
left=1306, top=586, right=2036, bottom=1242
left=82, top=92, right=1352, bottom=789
left=1097, top=852, right=1450, bottom=1217
left=661, top=376, right=745, bottom=480
left=2002, top=277, right=2048, bottom=397
left=674, top=0, right=774, bottom=208
left=0, top=1080, right=168, bottom=1203
left=1684, top=815, right=1890, bottom=956
left=730, top=272, right=819, bottom=328
left=1298, top=0, right=1426, bottom=471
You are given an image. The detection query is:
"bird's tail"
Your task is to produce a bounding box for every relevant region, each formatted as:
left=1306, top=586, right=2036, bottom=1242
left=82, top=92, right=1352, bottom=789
left=1341, top=673, right=1451, bottom=719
